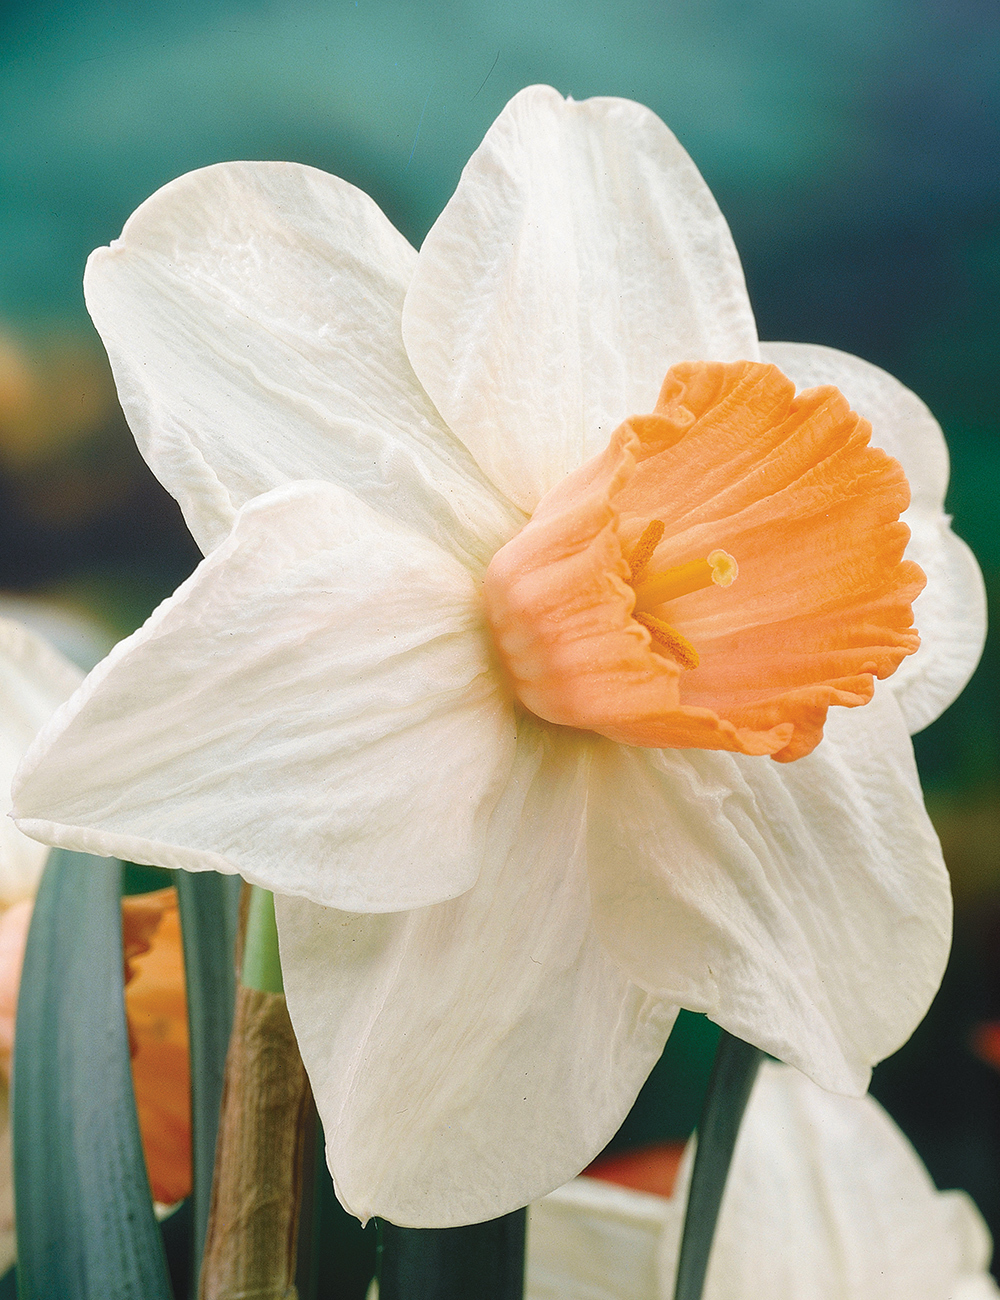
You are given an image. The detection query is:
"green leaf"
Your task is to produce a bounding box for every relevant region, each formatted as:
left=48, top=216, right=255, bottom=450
left=377, top=1211, right=526, bottom=1300
left=173, top=869, right=241, bottom=1286
left=12, top=849, right=173, bottom=1300
left=295, top=1110, right=377, bottom=1300
left=671, top=1030, right=764, bottom=1300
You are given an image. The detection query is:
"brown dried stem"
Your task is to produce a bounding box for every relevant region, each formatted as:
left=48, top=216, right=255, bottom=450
left=198, top=982, right=311, bottom=1300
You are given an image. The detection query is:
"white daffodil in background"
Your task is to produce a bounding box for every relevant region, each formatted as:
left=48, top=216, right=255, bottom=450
left=11, top=86, right=985, bottom=1225
left=0, top=615, right=84, bottom=1272
left=528, top=1063, right=1000, bottom=1300
left=0, top=617, right=84, bottom=913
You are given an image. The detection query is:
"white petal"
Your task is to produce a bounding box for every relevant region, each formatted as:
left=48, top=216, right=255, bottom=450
left=13, top=482, right=514, bottom=912
left=681, top=1063, right=1000, bottom=1300
left=527, top=1178, right=674, bottom=1300
left=84, top=161, right=521, bottom=565
left=587, top=687, right=950, bottom=1093
left=0, top=618, right=82, bottom=907
left=402, top=85, right=759, bottom=514
left=954, top=1278, right=1000, bottom=1300
left=277, top=722, right=676, bottom=1227
left=896, top=515, right=986, bottom=733
left=531, top=1067, right=998, bottom=1300
left=761, top=341, right=986, bottom=732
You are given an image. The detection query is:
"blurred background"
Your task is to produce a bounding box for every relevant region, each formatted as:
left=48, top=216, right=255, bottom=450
left=1, top=0, right=999, bottom=1289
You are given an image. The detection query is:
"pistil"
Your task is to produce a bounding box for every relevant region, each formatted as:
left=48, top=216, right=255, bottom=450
left=632, top=548, right=738, bottom=613
left=625, top=521, right=738, bottom=668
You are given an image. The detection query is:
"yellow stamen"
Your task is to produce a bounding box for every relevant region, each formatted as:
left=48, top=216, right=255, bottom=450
left=634, top=613, right=700, bottom=670
left=626, top=519, right=666, bottom=583
left=632, top=548, right=738, bottom=612
left=625, top=519, right=736, bottom=669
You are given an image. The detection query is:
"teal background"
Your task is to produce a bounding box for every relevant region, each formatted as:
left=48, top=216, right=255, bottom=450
left=1, top=1, right=998, bottom=1293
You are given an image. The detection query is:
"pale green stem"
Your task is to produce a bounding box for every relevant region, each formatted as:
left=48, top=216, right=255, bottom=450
left=241, top=885, right=284, bottom=994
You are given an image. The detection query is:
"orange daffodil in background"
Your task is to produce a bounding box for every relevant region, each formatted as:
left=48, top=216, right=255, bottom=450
left=11, top=87, right=985, bottom=1226
left=0, top=616, right=192, bottom=1226
left=119, top=888, right=192, bottom=1207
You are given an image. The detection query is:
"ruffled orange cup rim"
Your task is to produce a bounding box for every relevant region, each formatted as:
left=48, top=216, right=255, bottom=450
left=483, top=359, right=924, bottom=762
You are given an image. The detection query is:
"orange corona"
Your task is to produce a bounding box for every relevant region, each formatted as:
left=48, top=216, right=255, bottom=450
left=483, top=360, right=923, bottom=762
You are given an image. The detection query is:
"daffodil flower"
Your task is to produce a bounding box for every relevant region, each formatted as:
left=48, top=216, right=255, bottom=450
left=11, top=87, right=984, bottom=1225
left=1, top=618, right=83, bottom=910
left=0, top=616, right=84, bottom=1272
left=529, top=1063, right=999, bottom=1300
left=2, top=620, right=190, bottom=1239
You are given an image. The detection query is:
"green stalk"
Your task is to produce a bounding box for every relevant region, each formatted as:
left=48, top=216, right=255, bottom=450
left=175, top=869, right=242, bottom=1289
left=241, top=884, right=284, bottom=993
left=377, top=1211, right=526, bottom=1300
left=671, top=1030, right=764, bottom=1300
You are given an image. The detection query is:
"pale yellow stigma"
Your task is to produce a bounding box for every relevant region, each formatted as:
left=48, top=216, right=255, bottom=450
left=632, top=547, right=738, bottom=612
left=626, top=519, right=738, bottom=671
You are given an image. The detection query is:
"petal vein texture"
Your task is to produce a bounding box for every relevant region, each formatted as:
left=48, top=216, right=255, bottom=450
left=277, top=723, right=677, bottom=1227
left=84, top=161, right=522, bottom=566
left=13, top=483, right=515, bottom=912
left=402, top=85, right=759, bottom=512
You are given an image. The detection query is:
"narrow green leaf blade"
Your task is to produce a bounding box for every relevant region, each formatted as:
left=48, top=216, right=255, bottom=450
left=672, top=1030, right=764, bottom=1300
left=173, top=869, right=241, bottom=1284
left=296, top=1110, right=377, bottom=1300
left=12, top=849, right=173, bottom=1300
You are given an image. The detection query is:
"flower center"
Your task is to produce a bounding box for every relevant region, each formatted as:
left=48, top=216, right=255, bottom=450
left=625, top=519, right=738, bottom=670
left=482, top=358, right=923, bottom=762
